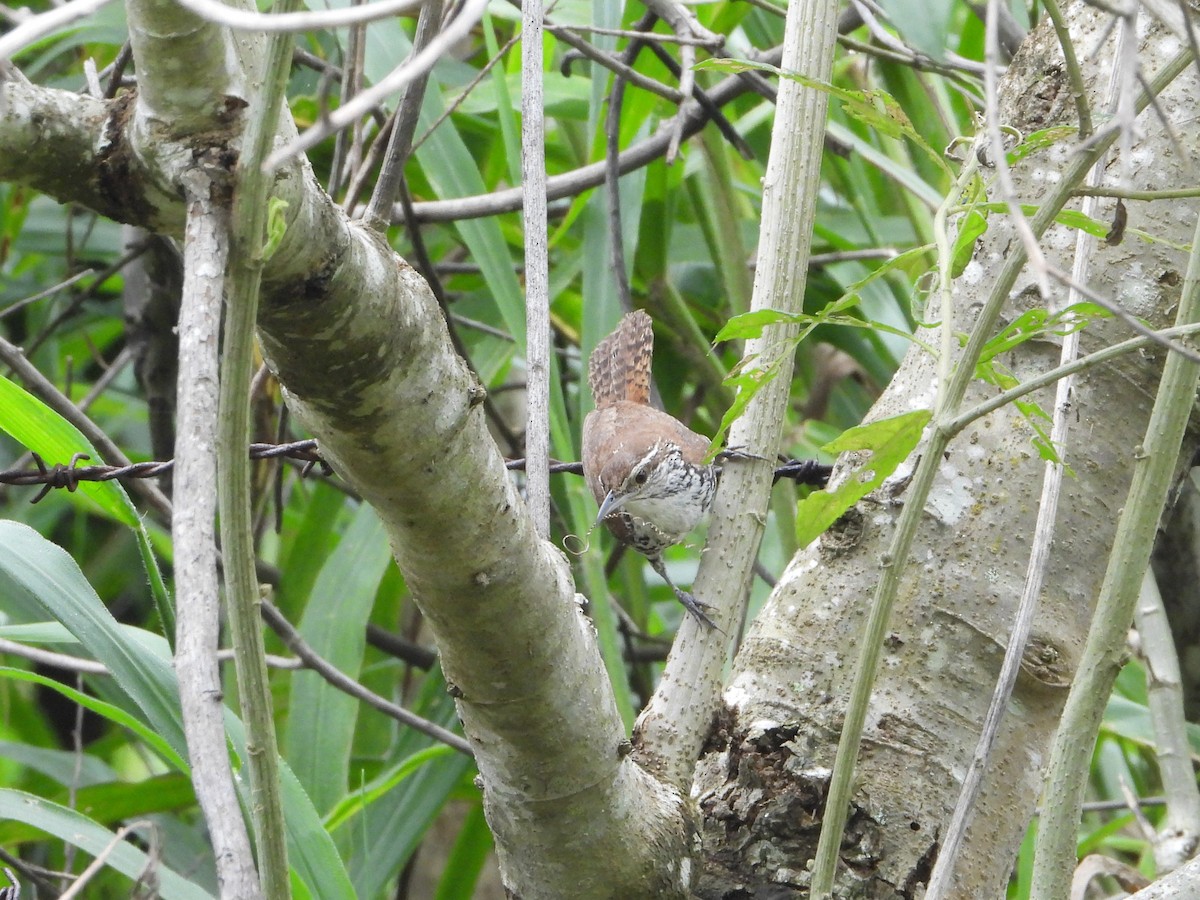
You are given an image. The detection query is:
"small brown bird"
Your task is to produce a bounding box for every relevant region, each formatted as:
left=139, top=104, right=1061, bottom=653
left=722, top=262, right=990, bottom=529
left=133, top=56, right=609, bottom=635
left=581, top=310, right=718, bottom=628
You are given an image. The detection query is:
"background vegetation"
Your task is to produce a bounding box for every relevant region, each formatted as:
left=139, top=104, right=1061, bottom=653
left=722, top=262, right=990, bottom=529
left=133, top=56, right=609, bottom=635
left=0, top=0, right=1194, bottom=896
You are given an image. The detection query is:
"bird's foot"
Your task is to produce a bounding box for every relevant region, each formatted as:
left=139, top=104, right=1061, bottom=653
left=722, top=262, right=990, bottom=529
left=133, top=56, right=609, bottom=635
left=672, top=587, right=719, bottom=631
left=715, top=445, right=769, bottom=463
left=648, top=555, right=722, bottom=631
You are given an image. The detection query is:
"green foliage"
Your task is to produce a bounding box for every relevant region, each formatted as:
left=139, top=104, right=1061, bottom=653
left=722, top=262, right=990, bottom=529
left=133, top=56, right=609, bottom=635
left=263, top=196, right=290, bottom=261
left=950, top=205, right=989, bottom=278
left=0, top=790, right=211, bottom=899
left=0, top=375, right=173, bottom=636
left=970, top=303, right=1112, bottom=464
left=794, top=410, right=931, bottom=549
left=699, top=58, right=955, bottom=183
left=0, top=522, right=187, bottom=759
left=0, top=376, right=137, bottom=527
left=6, top=0, right=1137, bottom=892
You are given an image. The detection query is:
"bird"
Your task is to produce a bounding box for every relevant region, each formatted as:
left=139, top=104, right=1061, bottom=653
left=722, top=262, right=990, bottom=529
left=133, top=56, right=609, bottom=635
left=581, top=310, right=719, bottom=628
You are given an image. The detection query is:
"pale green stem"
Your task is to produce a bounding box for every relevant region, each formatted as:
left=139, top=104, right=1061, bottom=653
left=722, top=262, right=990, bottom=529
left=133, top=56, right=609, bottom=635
left=219, top=7, right=299, bottom=898
left=1029, top=171, right=1200, bottom=900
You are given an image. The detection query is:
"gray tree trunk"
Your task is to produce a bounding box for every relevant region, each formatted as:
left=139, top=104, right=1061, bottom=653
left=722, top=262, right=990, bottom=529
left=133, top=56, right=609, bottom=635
left=691, top=7, right=1200, bottom=897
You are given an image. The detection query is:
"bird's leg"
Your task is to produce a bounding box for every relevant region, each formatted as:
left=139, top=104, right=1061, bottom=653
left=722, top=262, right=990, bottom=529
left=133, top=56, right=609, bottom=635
left=648, top=555, right=718, bottom=630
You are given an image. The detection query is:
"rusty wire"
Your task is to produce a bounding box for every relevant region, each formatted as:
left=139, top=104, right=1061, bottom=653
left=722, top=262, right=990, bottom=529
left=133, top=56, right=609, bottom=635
left=0, top=441, right=830, bottom=504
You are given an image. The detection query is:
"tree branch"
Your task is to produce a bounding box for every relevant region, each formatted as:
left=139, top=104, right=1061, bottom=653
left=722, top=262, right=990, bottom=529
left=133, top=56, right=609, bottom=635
left=173, top=165, right=262, bottom=900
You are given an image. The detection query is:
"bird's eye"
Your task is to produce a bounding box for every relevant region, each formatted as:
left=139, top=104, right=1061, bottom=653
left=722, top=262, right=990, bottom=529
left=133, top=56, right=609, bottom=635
left=634, top=469, right=649, bottom=485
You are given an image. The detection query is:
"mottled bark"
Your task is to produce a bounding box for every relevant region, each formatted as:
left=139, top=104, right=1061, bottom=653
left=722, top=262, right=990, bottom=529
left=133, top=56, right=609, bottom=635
left=692, top=8, right=1200, bottom=897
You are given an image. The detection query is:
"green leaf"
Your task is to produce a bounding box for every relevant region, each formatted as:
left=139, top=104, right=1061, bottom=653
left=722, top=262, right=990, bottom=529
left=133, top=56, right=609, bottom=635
left=345, top=670, right=474, bottom=899
left=1006, top=125, right=1077, bottom=165
left=0, top=773, right=195, bottom=844
left=973, top=302, right=1112, bottom=369
left=324, top=745, right=456, bottom=832
left=286, top=501, right=393, bottom=814
left=966, top=303, right=1109, bottom=470
left=451, top=68, right=590, bottom=120
left=0, top=522, right=187, bottom=759
left=0, top=374, right=137, bottom=526
left=226, top=718, right=359, bottom=900
left=698, top=59, right=953, bottom=182
left=0, top=375, right=175, bottom=637
left=0, top=738, right=116, bottom=788
left=717, top=245, right=935, bottom=345
left=876, top=0, right=955, bottom=61
left=709, top=354, right=786, bottom=456
left=0, top=667, right=186, bottom=772
left=1103, top=693, right=1200, bottom=758
left=714, top=309, right=797, bottom=342
left=950, top=206, right=989, bottom=278
left=415, top=86, right=526, bottom=347
left=350, top=751, right=475, bottom=899
left=795, top=410, right=932, bottom=549
left=0, top=789, right=213, bottom=899
left=263, top=196, right=289, bottom=261
left=434, top=798, right=493, bottom=900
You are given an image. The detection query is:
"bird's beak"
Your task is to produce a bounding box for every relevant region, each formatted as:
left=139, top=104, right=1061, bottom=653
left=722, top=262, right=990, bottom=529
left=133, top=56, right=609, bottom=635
left=595, top=489, right=626, bottom=525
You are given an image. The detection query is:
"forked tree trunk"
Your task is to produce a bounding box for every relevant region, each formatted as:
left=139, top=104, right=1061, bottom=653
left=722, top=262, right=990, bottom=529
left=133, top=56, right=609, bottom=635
left=691, top=7, right=1200, bottom=896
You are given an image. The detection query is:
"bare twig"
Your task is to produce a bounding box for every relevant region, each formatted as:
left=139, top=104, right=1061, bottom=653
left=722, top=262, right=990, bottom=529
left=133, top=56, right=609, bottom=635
left=982, top=0, right=1050, bottom=299
left=0, top=0, right=116, bottom=61
left=266, top=0, right=489, bottom=170
left=0, top=336, right=173, bottom=520
left=0, top=637, right=301, bottom=673
left=57, top=821, right=153, bottom=900
left=560, top=23, right=718, bottom=44
left=327, top=5, right=368, bottom=200
left=605, top=14, right=656, bottom=315
left=173, top=165, right=263, bottom=899
left=362, top=0, right=444, bottom=230
left=523, top=0, right=551, bottom=536
left=173, top=0, right=426, bottom=33
left=0, top=268, right=96, bottom=320
left=259, top=600, right=473, bottom=755
left=0, top=638, right=109, bottom=674
left=1134, top=570, right=1200, bottom=873
left=398, top=45, right=786, bottom=223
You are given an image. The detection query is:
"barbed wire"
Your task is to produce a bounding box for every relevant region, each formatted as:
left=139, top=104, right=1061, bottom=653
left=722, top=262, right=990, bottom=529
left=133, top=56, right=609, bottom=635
left=0, top=441, right=831, bottom=503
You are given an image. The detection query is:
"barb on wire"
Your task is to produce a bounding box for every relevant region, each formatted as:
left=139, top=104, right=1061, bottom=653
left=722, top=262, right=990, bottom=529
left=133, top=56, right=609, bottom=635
left=0, top=441, right=332, bottom=504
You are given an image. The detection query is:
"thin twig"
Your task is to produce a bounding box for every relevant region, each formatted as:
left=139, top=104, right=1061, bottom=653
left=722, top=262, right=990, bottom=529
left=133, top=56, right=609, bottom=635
left=605, top=14, right=656, bottom=315
left=0, top=268, right=95, bottom=320
left=982, top=0, right=1050, bottom=299
left=0, top=638, right=108, bottom=674
left=560, top=23, right=717, bottom=44
left=266, top=0, right=490, bottom=170
left=399, top=45, right=787, bottom=223
left=522, top=0, right=551, bottom=536
left=644, top=40, right=754, bottom=158
left=407, top=30, right=521, bottom=158
left=327, top=4, right=367, bottom=200
left=362, top=0, right=444, bottom=230
left=1135, top=570, right=1200, bottom=872
left=260, top=600, right=473, bottom=755
left=173, top=165, right=262, bottom=898
left=172, top=0, right=425, bottom=33
left=0, top=0, right=116, bottom=61
left=0, top=335, right=173, bottom=520
left=57, top=822, right=151, bottom=900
